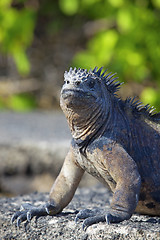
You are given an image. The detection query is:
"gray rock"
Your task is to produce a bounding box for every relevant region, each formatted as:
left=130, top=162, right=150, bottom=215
left=0, top=111, right=70, bottom=195
left=0, top=110, right=70, bottom=174
left=1, top=185, right=160, bottom=239
left=0, top=111, right=98, bottom=195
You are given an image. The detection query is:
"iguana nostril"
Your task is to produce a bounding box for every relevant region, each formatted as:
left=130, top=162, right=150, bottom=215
left=75, top=81, right=81, bottom=86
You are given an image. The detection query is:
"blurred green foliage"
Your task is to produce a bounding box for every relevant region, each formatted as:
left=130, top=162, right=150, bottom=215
left=0, top=94, right=36, bottom=111
left=71, top=0, right=160, bottom=81
left=0, top=0, right=160, bottom=110
left=0, top=0, right=36, bottom=75
left=60, top=0, right=160, bottom=110
left=0, top=94, right=36, bottom=112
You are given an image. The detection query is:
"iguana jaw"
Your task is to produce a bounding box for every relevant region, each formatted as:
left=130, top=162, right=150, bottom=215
left=61, top=87, right=96, bottom=109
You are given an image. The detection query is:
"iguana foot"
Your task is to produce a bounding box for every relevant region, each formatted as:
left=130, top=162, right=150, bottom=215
left=11, top=202, right=54, bottom=227
left=75, top=208, right=106, bottom=230
left=75, top=208, right=130, bottom=230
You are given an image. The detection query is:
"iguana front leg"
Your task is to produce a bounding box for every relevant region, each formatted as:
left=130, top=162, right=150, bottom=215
left=105, top=143, right=141, bottom=221
left=76, top=142, right=141, bottom=229
left=11, top=145, right=84, bottom=226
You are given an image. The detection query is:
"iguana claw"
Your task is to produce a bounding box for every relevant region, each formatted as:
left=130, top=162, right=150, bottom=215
left=75, top=208, right=106, bottom=230
left=11, top=203, right=49, bottom=227
left=82, top=215, right=106, bottom=231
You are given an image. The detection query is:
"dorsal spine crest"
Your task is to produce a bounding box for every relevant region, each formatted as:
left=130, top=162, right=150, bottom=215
left=64, top=66, right=160, bottom=122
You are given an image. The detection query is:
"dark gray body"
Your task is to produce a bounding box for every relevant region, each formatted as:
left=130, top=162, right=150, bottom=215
left=60, top=67, right=160, bottom=218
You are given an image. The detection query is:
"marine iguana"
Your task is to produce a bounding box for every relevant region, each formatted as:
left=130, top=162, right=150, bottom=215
left=12, top=67, right=160, bottom=230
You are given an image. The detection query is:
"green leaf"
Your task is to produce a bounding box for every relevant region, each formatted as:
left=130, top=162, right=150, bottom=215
left=140, top=87, right=158, bottom=106
left=12, top=47, right=30, bottom=75
left=152, top=0, right=160, bottom=8
left=73, top=51, right=97, bottom=69
left=73, top=30, right=119, bottom=68
left=108, top=0, right=124, bottom=8
left=59, top=0, right=79, bottom=15
left=0, top=0, right=11, bottom=8
left=8, top=94, right=36, bottom=111
left=117, top=9, right=133, bottom=32
left=0, top=6, right=36, bottom=75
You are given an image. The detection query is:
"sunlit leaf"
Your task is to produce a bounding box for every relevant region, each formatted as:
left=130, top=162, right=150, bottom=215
left=89, top=30, right=118, bottom=54
left=152, top=0, right=160, bottom=8
left=140, top=87, right=158, bottom=106
left=126, top=51, right=143, bottom=66
left=0, top=0, right=11, bottom=8
left=8, top=94, right=36, bottom=111
left=59, top=0, right=79, bottom=15
left=0, top=6, right=36, bottom=75
left=73, top=51, right=97, bottom=69
left=108, top=0, right=124, bottom=7
left=117, top=9, right=133, bottom=32
left=12, top=47, right=30, bottom=75
left=74, top=30, right=118, bottom=66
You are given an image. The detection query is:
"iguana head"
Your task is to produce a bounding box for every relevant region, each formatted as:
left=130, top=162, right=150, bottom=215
left=60, top=67, right=121, bottom=145
left=60, top=67, right=160, bottom=147
left=60, top=67, right=120, bottom=110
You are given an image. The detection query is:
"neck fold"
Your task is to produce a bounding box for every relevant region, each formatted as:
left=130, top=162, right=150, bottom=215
left=67, top=99, right=110, bottom=153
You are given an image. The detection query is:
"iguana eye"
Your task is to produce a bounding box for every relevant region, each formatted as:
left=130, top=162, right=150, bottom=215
left=88, top=80, right=95, bottom=89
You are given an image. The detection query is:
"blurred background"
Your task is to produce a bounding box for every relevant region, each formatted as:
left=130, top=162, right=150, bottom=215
left=0, top=0, right=160, bottom=196
left=0, top=0, right=160, bottom=110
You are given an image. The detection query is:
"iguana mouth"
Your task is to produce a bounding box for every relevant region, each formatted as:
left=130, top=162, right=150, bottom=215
left=61, top=89, right=87, bottom=99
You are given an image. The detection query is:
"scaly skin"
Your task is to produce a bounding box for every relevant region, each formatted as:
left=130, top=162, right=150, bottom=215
left=12, top=67, right=160, bottom=229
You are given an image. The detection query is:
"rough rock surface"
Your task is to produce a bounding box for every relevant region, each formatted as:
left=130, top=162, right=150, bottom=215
left=1, top=185, right=160, bottom=240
